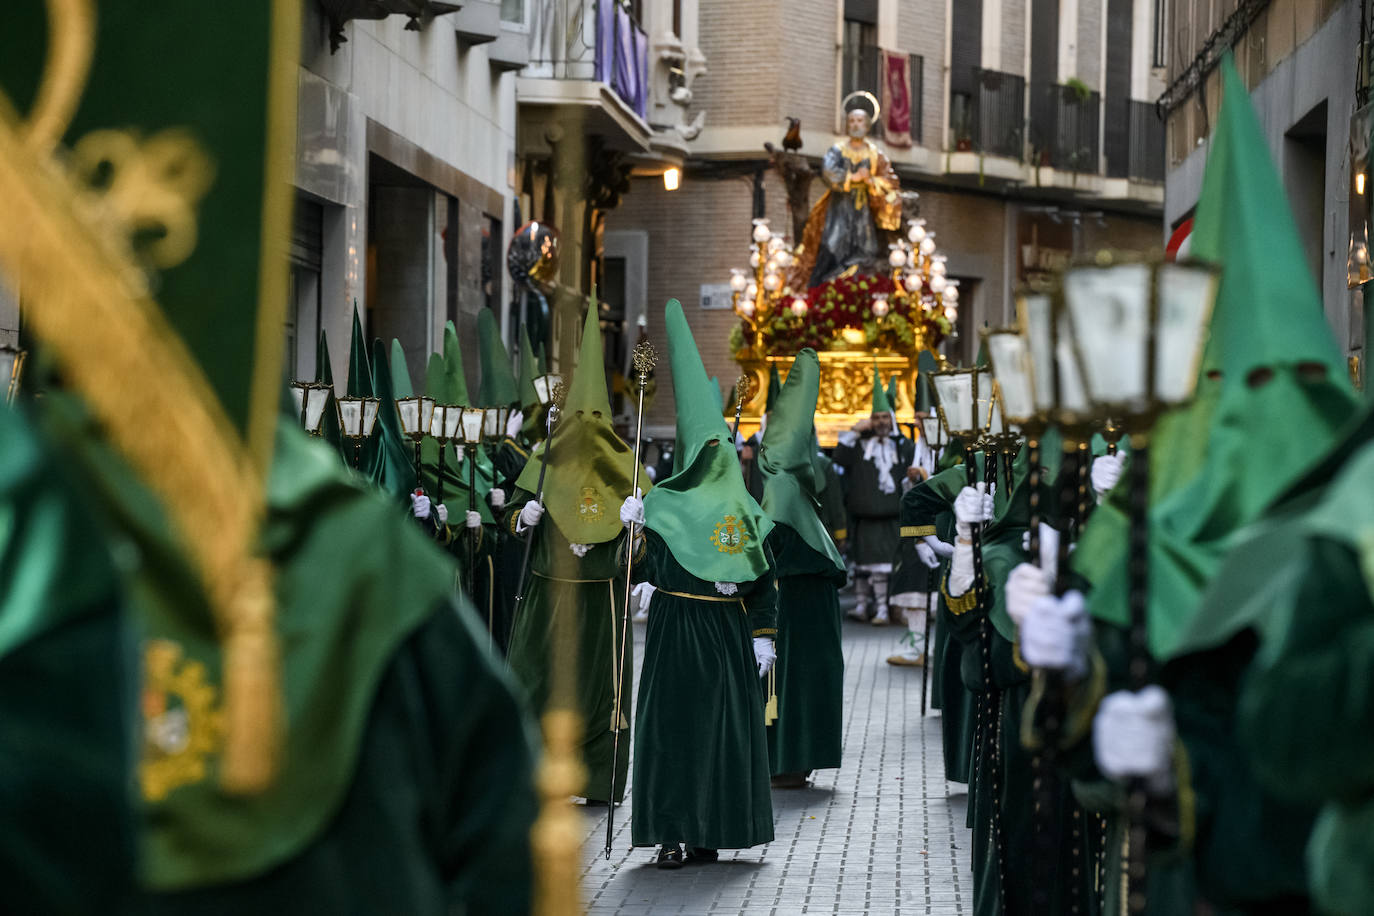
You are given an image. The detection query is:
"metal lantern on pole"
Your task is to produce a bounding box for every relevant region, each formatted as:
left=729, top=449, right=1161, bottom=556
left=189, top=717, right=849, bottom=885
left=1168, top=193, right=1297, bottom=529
left=429, top=403, right=462, bottom=504
left=336, top=395, right=381, bottom=468
left=1059, top=251, right=1219, bottom=916
left=532, top=373, right=563, bottom=406
left=396, top=396, right=433, bottom=487
left=1, top=344, right=27, bottom=405
left=290, top=382, right=333, bottom=436
left=456, top=406, right=487, bottom=594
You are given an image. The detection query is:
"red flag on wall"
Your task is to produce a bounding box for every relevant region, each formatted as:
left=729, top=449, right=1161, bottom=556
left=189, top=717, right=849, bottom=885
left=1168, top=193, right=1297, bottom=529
left=881, top=50, right=912, bottom=147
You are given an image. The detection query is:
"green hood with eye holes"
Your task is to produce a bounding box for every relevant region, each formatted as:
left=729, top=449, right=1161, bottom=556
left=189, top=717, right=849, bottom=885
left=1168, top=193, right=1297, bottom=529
left=514, top=295, right=648, bottom=544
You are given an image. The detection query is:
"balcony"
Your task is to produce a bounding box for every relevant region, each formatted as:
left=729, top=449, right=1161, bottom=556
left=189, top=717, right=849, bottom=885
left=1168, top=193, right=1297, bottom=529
left=1029, top=82, right=1101, bottom=173
left=516, top=0, right=653, bottom=152
left=950, top=68, right=1026, bottom=160
left=841, top=45, right=925, bottom=144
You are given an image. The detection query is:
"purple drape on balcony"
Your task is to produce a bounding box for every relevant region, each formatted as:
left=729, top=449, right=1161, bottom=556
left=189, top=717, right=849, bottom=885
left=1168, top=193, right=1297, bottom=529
left=594, top=1, right=648, bottom=119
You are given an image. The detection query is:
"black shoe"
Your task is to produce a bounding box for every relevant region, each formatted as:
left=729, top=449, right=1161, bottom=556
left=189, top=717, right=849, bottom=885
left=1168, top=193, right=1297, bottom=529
left=582, top=798, right=610, bottom=808
left=655, top=844, right=684, bottom=869
left=685, top=847, right=719, bottom=864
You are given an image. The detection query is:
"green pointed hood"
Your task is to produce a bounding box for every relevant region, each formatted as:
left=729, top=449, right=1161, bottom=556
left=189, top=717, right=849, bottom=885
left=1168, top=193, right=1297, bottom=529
left=766, top=364, right=783, bottom=412
left=389, top=339, right=413, bottom=398
left=886, top=375, right=900, bottom=417
left=871, top=364, right=893, bottom=414
left=477, top=309, right=519, bottom=407
left=315, top=328, right=344, bottom=456
left=760, top=349, right=843, bottom=572
left=644, top=300, right=773, bottom=582
left=1077, top=57, right=1358, bottom=660
left=346, top=305, right=372, bottom=398
left=365, top=338, right=418, bottom=501
left=514, top=297, right=647, bottom=543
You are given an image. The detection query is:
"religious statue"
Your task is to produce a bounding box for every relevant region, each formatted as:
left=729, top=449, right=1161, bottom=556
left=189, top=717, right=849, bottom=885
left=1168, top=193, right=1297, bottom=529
left=794, top=92, right=903, bottom=289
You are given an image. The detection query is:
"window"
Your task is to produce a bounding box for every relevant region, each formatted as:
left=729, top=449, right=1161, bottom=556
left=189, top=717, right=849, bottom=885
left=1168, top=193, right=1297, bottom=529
left=500, top=0, right=524, bottom=26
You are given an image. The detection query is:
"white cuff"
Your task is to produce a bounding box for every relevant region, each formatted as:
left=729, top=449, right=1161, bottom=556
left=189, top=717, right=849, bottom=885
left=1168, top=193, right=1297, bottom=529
left=837, top=430, right=859, bottom=447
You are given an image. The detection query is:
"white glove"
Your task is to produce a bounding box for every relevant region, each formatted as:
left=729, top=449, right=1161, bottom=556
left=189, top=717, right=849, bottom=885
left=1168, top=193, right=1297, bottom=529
left=488, top=487, right=507, bottom=510
left=923, top=535, right=955, bottom=558
left=464, top=509, right=481, bottom=529
left=753, top=637, right=777, bottom=677
left=1092, top=454, right=1125, bottom=498
left=915, top=541, right=941, bottom=569
left=518, top=500, right=544, bottom=531
left=433, top=503, right=447, bottom=524
left=953, top=483, right=995, bottom=536
left=1094, top=686, right=1176, bottom=795
left=632, top=581, right=656, bottom=613
left=506, top=410, right=524, bottom=439
left=1005, top=562, right=1050, bottom=628
left=645, top=465, right=658, bottom=482
left=1021, top=590, right=1091, bottom=679
left=619, top=489, right=645, bottom=527
left=411, top=492, right=432, bottom=520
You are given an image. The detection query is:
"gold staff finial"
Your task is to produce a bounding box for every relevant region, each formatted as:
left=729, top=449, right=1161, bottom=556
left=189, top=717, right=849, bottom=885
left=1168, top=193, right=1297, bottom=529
left=632, top=339, right=657, bottom=379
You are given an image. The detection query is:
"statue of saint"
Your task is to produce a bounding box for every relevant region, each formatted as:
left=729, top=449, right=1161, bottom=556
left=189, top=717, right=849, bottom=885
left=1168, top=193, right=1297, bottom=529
left=794, top=94, right=903, bottom=289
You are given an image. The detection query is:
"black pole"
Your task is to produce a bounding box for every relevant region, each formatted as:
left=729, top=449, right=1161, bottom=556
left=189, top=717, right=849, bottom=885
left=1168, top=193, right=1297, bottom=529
left=510, top=406, right=558, bottom=637
left=920, top=566, right=934, bottom=714
left=436, top=441, right=447, bottom=506
left=467, top=446, right=477, bottom=597
left=1125, top=436, right=1152, bottom=916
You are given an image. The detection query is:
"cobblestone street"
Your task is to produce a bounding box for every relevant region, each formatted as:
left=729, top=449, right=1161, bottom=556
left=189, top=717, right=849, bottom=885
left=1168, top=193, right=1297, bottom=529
left=579, top=613, right=973, bottom=915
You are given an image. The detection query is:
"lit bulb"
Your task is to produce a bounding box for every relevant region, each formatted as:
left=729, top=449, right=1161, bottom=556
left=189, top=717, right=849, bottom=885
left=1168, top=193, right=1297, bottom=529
left=908, top=224, right=926, bottom=244
left=768, top=235, right=785, bottom=253
left=1359, top=244, right=1370, bottom=265
left=763, top=273, right=782, bottom=292
left=930, top=259, right=947, bottom=276
left=775, top=250, right=792, bottom=268
left=944, top=305, right=958, bottom=320
left=903, top=274, right=922, bottom=293
left=790, top=297, right=808, bottom=317
left=745, top=282, right=758, bottom=299
left=944, top=285, right=959, bottom=303
left=889, top=246, right=908, bottom=267
left=749, top=251, right=762, bottom=268
left=752, top=220, right=771, bottom=243
left=929, top=274, right=947, bottom=293
left=919, top=237, right=936, bottom=255
left=739, top=299, right=756, bottom=316
left=872, top=295, right=890, bottom=318
left=729, top=270, right=748, bottom=292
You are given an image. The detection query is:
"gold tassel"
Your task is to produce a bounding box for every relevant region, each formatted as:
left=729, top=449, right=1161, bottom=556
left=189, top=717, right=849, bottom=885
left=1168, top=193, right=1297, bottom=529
left=764, top=668, right=778, bottom=725
left=217, top=558, right=282, bottom=795
left=532, top=709, right=586, bottom=916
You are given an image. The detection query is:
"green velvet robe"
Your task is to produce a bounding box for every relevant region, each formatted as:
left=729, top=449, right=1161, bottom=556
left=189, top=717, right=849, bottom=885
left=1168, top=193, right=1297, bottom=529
left=902, top=470, right=973, bottom=781
left=833, top=434, right=916, bottom=565
left=765, top=524, right=847, bottom=775
left=631, top=530, right=777, bottom=849
left=504, top=489, right=633, bottom=803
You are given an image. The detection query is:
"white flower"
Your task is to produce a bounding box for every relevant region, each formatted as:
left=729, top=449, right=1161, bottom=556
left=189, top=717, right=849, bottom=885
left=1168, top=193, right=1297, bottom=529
left=713, top=581, right=739, bottom=596
left=569, top=543, right=591, bottom=557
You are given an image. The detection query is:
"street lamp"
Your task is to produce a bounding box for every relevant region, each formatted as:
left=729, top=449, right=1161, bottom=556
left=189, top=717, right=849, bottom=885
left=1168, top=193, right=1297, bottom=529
left=336, top=395, right=381, bottom=468
left=2, top=344, right=27, bottom=405
left=1059, top=252, right=1219, bottom=916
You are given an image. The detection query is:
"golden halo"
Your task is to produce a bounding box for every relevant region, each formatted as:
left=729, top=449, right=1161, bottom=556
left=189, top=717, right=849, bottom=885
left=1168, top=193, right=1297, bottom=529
left=841, top=90, right=881, bottom=124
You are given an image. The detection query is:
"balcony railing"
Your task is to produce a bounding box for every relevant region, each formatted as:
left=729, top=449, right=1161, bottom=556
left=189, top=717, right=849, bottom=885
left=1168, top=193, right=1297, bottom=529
left=1105, top=99, right=1165, bottom=182
left=950, top=68, right=1025, bottom=160
left=1030, top=82, right=1101, bottom=172
left=524, top=0, right=648, bottom=119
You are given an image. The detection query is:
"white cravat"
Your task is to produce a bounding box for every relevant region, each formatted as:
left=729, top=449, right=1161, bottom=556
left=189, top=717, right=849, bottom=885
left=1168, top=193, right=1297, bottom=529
left=862, top=435, right=898, bottom=494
